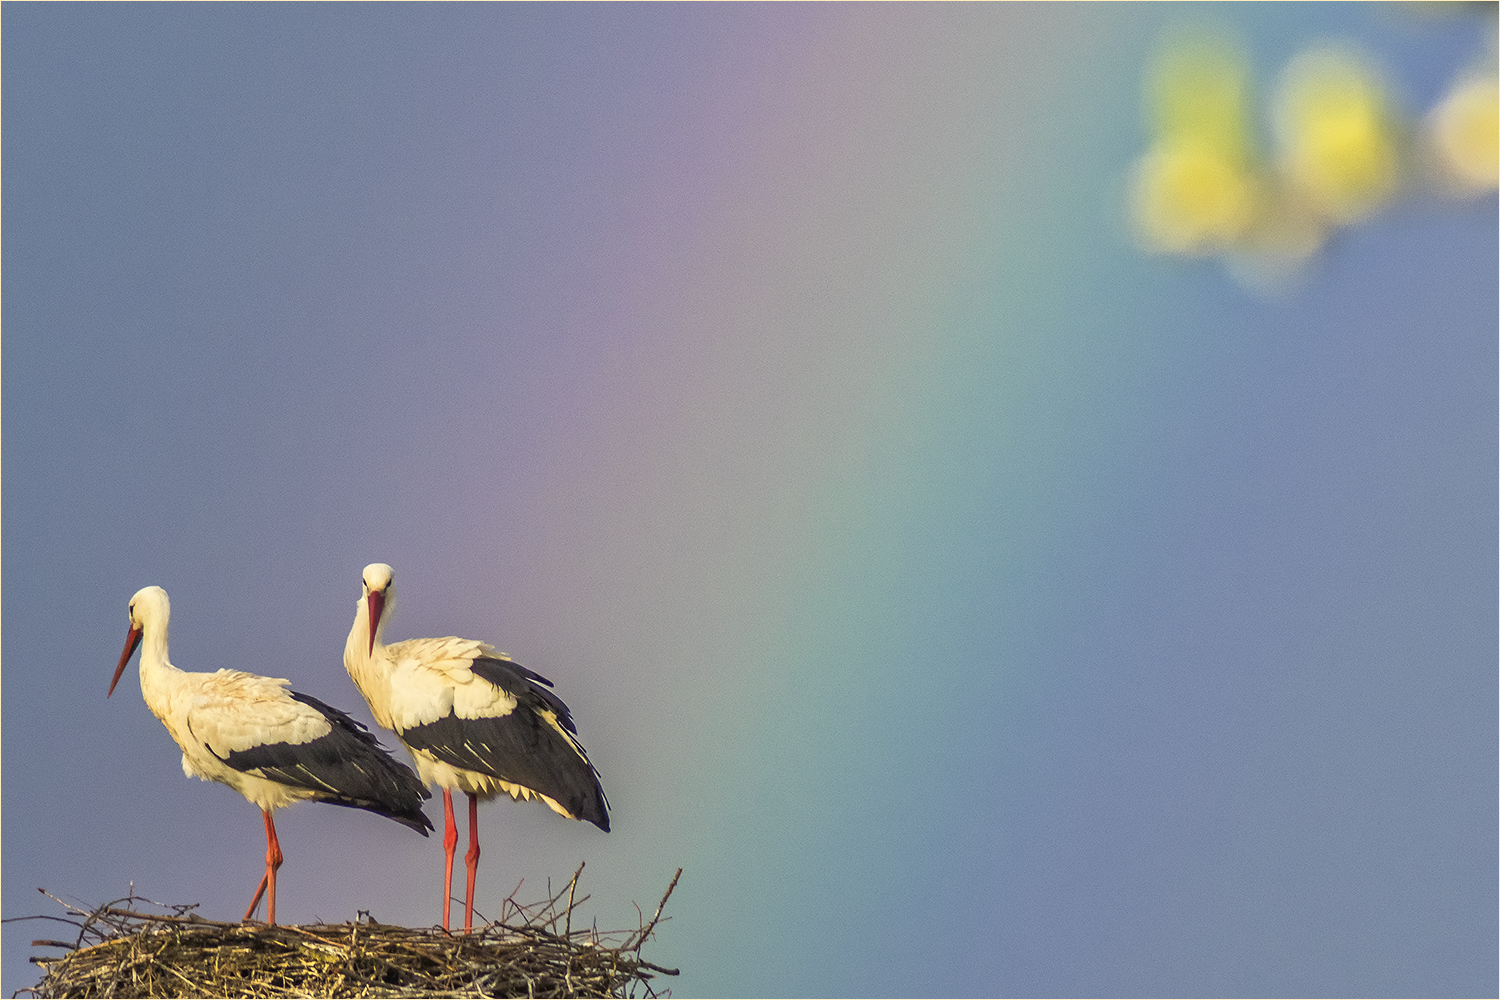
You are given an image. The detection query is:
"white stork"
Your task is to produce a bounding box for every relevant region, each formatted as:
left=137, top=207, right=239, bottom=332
left=343, top=563, right=609, bottom=932
left=108, top=585, right=434, bottom=924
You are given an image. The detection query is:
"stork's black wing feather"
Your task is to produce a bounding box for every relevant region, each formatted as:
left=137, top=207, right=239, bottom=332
left=216, top=691, right=433, bottom=835
left=468, top=658, right=578, bottom=730
left=401, top=657, right=610, bottom=831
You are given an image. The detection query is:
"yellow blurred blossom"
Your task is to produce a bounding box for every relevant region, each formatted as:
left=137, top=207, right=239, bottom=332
left=1132, top=142, right=1260, bottom=255
left=1273, top=47, right=1402, bottom=225
left=1148, top=36, right=1254, bottom=161
left=1226, top=187, right=1330, bottom=296
left=1427, top=70, right=1499, bottom=194
left=1132, top=36, right=1261, bottom=255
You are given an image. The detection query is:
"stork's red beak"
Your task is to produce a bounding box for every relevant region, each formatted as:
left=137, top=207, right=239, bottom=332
left=109, top=625, right=142, bottom=698
left=367, top=589, right=385, bottom=656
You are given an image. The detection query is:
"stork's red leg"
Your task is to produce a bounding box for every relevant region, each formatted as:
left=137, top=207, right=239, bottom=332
left=244, top=873, right=269, bottom=922
left=463, top=792, right=481, bottom=931
left=244, top=810, right=284, bottom=923
left=441, top=790, right=458, bottom=931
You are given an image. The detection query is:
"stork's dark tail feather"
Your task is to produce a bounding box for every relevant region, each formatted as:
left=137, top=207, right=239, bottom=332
left=220, top=691, right=434, bottom=836
left=402, top=657, right=610, bottom=832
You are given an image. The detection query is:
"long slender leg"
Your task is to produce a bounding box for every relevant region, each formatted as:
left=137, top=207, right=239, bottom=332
left=244, top=810, right=284, bottom=923
left=463, top=792, right=481, bottom=931
left=244, top=873, right=269, bottom=922
left=441, top=790, right=458, bottom=931
left=265, top=811, right=284, bottom=924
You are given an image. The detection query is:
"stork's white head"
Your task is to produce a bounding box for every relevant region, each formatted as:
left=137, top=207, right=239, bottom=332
left=110, top=586, right=169, bottom=697
left=362, top=563, right=396, bottom=655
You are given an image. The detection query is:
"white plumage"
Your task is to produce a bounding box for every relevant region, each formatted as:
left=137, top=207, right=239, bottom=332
left=109, top=585, right=432, bottom=924
left=344, top=563, right=609, bottom=931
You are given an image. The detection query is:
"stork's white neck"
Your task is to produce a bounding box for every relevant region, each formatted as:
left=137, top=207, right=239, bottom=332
left=135, top=615, right=183, bottom=713
left=349, top=586, right=405, bottom=679
left=343, top=589, right=399, bottom=731
left=346, top=597, right=371, bottom=667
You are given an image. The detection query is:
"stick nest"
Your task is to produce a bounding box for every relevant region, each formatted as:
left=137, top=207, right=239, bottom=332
left=12, top=866, right=680, bottom=999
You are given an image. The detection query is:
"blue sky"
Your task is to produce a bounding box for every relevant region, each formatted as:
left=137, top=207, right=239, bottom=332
left=4, top=5, right=1496, bottom=997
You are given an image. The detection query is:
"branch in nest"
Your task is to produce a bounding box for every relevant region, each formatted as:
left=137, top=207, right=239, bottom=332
left=9, top=868, right=683, bottom=999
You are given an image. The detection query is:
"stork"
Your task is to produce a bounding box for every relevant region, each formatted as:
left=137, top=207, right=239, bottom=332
left=109, top=585, right=433, bottom=924
left=343, top=563, right=609, bottom=932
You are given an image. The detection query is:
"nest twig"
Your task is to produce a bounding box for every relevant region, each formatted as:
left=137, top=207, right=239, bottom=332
left=9, top=865, right=681, bottom=999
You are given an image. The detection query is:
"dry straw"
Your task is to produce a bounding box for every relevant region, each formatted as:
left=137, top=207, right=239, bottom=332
left=12, top=865, right=680, bottom=999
